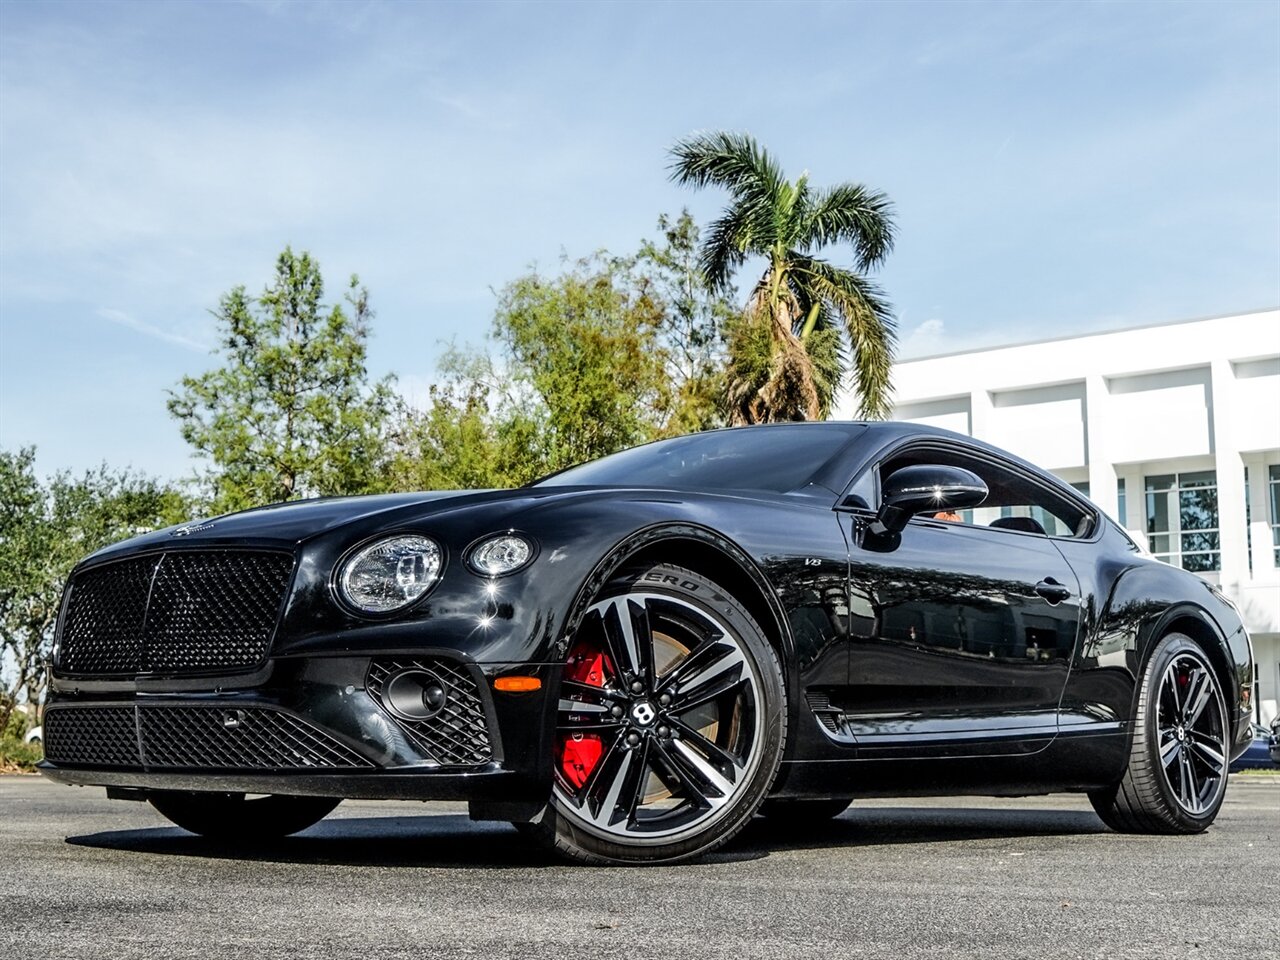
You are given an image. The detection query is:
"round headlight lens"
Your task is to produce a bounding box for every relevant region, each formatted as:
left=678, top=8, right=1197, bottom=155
left=338, top=535, right=442, bottom=614
left=468, top=534, right=534, bottom=576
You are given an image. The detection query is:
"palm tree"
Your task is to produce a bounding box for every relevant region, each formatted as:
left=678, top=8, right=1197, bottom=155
left=669, top=131, right=897, bottom=422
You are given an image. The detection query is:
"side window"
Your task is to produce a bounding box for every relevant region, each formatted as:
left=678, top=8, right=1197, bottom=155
left=878, top=445, right=1093, bottom=538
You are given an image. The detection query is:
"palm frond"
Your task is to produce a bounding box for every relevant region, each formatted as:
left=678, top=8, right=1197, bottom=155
left=781, top=172, right=812, bottom=248
left=668, top=131, right=786, bottom=214
left=798, top=183, right=895, bottom=269
left=794, top=258, right=897, bottom=419
left=803, top=326, right=845, bottom=419
left=700, top=206, right=753, bottom=292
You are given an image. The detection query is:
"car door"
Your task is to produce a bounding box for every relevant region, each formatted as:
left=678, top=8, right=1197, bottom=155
left=834, top=440, right=1088, bottom=758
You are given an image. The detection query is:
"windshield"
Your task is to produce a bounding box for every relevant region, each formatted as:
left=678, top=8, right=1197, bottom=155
left=535, top=424, right=865, bottom=493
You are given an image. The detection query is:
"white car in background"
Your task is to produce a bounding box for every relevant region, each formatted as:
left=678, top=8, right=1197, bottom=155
left=24, top=726, right=42, bottom=745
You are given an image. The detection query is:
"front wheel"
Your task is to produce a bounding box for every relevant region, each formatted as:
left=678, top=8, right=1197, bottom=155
left=149, top=792, right=341, bottom=839
left=1089, top=632, right=1230, bottom=834
left=533, top=563, right=787, bottom=865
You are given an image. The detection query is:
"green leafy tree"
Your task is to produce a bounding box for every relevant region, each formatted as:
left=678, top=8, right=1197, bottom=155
left=168, top=248, right=395, bottom=513
left=387, top=218, right=734, bottom=492
left=638, top=211, right=737, bottom=434
left=0, top=448, right=188, bottom=729
left=670, top=131, right=898, bottom=422
left=385, top=348, right=544, bottom=490
left=491, top=253, right=673, bottom=474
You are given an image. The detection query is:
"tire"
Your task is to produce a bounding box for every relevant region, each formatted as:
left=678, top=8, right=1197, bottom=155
left=531, top=562, right=787, bottom=865
left=149, top=792, right=341, bottom=840
left=758, top=796, right=852, bottom=821
left=1088, top=632, right=1230, bottom=834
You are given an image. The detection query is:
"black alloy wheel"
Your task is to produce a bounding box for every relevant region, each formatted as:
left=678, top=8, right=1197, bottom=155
left=532, top=563, right=787, bottom=864
left=1089, top=632, right=1230, bottom=833
left=149, top=792, right=341, bottom=839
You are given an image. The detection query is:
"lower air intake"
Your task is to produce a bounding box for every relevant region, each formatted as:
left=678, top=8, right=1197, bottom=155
left=43, top=705, right=372, bottom=770
left=366, top=657, right=494, bottom=766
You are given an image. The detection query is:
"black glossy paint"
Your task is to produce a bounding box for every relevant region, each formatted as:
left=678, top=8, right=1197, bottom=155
left=40, top=422, right=1254, bottom=810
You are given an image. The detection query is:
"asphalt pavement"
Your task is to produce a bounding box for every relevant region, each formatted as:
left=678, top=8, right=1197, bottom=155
left=2, top=774, right=1277, bottom=959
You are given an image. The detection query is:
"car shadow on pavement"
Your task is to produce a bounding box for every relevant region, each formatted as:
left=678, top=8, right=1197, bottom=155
left=66, top=804, right=1109, bottom=869
left=734, top=806, right=1108, bottom=856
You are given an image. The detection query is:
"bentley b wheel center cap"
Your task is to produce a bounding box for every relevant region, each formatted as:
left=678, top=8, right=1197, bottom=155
left=630, top=701, right=658, bottom=727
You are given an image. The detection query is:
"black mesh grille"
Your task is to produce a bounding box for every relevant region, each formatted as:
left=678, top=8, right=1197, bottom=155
left=43, top=705, right=372, bottom=770
left=58, top=560, right=152, bottom=675
left=367, top=658, right=494, bottom=766
left=44, top=707, right=140, bottom=767
left=56, top=551, right=294, bottom=677
left=138, top=707, right=371, bottom=769
left=143, top=553, right=294, bottom=673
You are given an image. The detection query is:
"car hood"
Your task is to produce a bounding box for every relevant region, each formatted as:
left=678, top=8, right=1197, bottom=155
left=75, top=483, right=801, bottom=568
left=79, top=489, right=529, bottom=564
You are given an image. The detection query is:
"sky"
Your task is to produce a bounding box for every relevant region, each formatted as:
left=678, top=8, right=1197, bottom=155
left=1, top=0, right=1277, bottom=482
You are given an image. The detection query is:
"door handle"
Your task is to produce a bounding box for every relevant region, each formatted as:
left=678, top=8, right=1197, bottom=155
left=1035, top=578, right=1072, bottom=605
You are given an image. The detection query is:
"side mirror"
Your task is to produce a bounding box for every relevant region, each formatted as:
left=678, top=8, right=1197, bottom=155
left=870, top=464, right=988, bottom=535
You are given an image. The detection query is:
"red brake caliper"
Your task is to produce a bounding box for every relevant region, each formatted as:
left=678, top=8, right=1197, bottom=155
left=560, top=641, right=614, bottom=789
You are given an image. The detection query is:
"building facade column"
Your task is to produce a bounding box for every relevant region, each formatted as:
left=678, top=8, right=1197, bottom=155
left=1117, top=464, right=1146, bottom=547
left=1085, top=374, right=1118, bottom=521
left=1210, top=359, right=1248, bottom=591
left=968, top=388, right=991, bottom=440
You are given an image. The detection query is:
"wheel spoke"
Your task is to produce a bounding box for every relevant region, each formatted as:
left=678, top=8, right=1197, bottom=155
left=558, top=682, right=623, bottom=731
left=560, top=679, right=615, bottom=703
left=668, top=736, right=737, bottom=801
left=629, top=600, right=657, bottom=685
left=670, top=667, right=748, bottom=715
left=663, top=640, right=745, bottom=703
left=667, top=717, right=745, bottom=786
left=1160, top=734, right=1182, bottom=769
left=1187, top=733, right=1225, bottom=775
left=618, top=739, right=653, bottom=825
left=656, top=632, right=729, bottom=692
left=1165, top=664, right=1187, bottom=716
left=1183, top=669, right=1213, bottom=726
left=602, top=597, right=650, bottom=681
left=580, top=733, right=632, bottom=824
left=557, top=713, right=624, bottom=732
left=1158, top=679, right=1180, bottom=725
left=648, top=738, right=713, bottom=810
left=1178, top=749, right=1198, bottom=810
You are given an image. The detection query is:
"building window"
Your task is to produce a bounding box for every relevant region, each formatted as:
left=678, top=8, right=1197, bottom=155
left=1145, top=471, right=1220, bottom=573
left=1271, top=465, right=1280, bottom=566
left=1117, top=478, right=1127, bottom=528
left=1246, top=467, right=1252, bottom=575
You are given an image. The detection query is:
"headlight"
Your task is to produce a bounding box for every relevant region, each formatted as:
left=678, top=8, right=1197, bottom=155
left=467, top=534, right=535, bottom=576
left=338, top=535, right=443, bottom=614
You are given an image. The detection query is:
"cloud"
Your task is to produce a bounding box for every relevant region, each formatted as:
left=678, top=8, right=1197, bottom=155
left=898, top=317, right=947, bottom=359
left=97, top=308, right=210, bottom=353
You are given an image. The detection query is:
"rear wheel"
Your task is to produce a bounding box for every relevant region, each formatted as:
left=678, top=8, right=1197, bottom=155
left=533, top=563, right=787, bottom=865
left=1089, top=633, right=1229, bottom=834
left=149, top=792, right=341, bottom=839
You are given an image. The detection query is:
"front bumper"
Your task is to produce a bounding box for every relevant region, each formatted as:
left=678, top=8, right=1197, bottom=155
left=39, top=654, right=559, bottom=805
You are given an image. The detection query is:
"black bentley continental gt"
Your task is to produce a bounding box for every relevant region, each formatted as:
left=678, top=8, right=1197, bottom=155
left=40, top=422, right=1255, bottom=864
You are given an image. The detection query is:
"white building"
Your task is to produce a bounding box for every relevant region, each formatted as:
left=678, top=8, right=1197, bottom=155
left=846, top=308, right=1280, bottom=727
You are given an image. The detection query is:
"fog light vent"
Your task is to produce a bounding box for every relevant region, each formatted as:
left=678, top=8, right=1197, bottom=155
left=366, top=657, right=495, bottom=766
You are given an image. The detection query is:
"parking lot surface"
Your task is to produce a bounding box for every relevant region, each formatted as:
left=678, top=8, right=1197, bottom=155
left=2, top=774, right=1277, bottom=959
